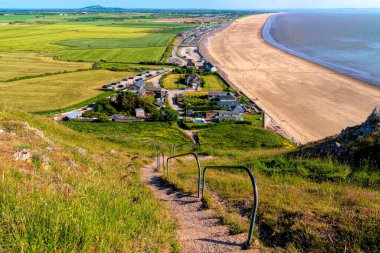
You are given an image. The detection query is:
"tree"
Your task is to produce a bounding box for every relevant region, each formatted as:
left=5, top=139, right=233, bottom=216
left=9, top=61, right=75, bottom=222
left=160, top=108, right=179, bottom=122
left=95, top=98, right=117, bottom=115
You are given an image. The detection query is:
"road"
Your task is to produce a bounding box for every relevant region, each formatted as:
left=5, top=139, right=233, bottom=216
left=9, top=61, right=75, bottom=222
left=170, top=44, right=187, bottom=66
left=166, top=89, right=184, bottom=118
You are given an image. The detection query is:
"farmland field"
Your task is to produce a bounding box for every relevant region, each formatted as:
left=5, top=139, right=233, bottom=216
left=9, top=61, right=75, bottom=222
left=55, top=32, right=175, bottom=49
left=52, top=47, right=166, bottom=63
left=0, top=15, right=190, bottom=112
left=0, top=70, right=135, bottom=112
left=0, top=53, right=92, bottom=81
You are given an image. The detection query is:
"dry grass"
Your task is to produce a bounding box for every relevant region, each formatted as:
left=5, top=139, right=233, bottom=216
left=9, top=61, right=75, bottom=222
left=0, top=70, right=136, bottom=112
left=165, top=155, right=380, bottom=252
left=0, top=53, right=91, bottom=81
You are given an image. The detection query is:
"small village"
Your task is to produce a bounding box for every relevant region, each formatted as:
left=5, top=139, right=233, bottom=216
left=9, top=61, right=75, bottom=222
left=62, top=23, right=263, bottom=129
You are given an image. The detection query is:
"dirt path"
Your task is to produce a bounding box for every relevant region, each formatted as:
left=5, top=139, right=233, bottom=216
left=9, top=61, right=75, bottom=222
left=140, top=163, right=259, bottom=253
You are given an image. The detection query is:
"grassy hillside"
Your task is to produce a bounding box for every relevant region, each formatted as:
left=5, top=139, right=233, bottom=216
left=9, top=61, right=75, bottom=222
left=62, top=121, right=193, bottom=151
left=162, top=123, right=380, bottom=252
left=0, top=70, right=136, bottom=112
left=0, top=108, right=179, bottom=252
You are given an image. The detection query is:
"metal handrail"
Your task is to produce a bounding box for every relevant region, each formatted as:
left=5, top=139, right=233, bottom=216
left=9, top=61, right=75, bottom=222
left=156, top=148, right=166, bottom=172
left=166, top=152, right=202, bottom=198
left=202, top=166, right=258, bottom=248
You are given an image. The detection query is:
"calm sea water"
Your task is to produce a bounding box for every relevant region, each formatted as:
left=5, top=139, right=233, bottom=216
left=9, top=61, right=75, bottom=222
left=263, top=12, right=380, bottom=87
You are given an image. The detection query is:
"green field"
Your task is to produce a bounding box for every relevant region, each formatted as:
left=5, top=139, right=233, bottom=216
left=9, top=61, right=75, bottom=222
left=0, top=15, right=188, bottom=112
left=0, top=70, right=135, bottom=112
left=0, top=53, right=92, bottom=81
left=198, top=124, right=291, bottom=154
left=55, top=33, right=175, bottom=49
left=202, top=74, right=228, bottom=91
left=0, top=24, right=152, bottom=52
left=161, top=74, right=186, bottom=89
left=52, top=47, right=166, bottom=63
left=61, top=121, right=193, bottom=151
left=161, top=74, right=228, bottom=91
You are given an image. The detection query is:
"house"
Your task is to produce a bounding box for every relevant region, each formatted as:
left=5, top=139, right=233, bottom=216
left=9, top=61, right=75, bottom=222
left=156, top=91, right=167, bottom=102
left=208, top=91, right=236, bottom=101
left=194, top=118, right=206, bottom=124
left=231, top=105, right=247, bottom=113
left=185, top=74, right=202, bottom=90
left=219, top=94, right=236, bottom=102
left=135, top=108, right=145, bottom=118
left=215, top=110, right=244, bottom=122
left=186, top=60, right=196, bottom=69
left=177, top=93, right=186, bottom=103
left=218, top=100, right=244, bottom=111
left=129, top=79, right=146, bottom=91
left=205, top=111, right=218, bottom=120
left=144, top=86, right=162, bottom=93
left=154, top=101, right=165, bottom=108
left=187, top=109, right=194, bottom=116
left=203, top=62, right=217, bottom=72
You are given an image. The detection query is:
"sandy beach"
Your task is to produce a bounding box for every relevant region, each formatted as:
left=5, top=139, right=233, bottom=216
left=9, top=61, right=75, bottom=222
left=203, top=13, right=380, bottom=144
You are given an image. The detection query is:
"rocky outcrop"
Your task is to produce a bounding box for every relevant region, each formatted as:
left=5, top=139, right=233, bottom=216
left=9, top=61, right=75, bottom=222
left=297, top=107, right=380, bottom=168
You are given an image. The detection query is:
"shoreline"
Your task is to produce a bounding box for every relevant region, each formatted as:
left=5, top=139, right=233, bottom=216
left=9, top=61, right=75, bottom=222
left=201, top=13, right=380, bottom=144
left=262, top=14, right=380, bottom=88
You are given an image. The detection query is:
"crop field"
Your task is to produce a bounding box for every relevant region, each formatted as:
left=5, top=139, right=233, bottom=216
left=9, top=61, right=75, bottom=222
left=0, top=70, right=135, bottom=112
left=0, top=53, right=92, bottom=81
left=55, top=33, right=175, bottom=49
left=62, top=121, right=193, bottom=151
left=52, top=47, right=166, bottom=63
left=0, top=24, right=153, bottom=52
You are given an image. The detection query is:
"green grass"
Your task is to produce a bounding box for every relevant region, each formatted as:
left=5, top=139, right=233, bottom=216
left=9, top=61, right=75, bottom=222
left=34, top=90, right=116, bottom=116
left=0, top=109, right=179, bottom=252
left=163, top=142, right=379, bottom=252
left=198, top=124, right=291, bottom=155
left=0, top=70, right=135, bottom=112
left=0, top=53, right=92, bottom=82
left=52, top=47, right=166, bottom=63
left=244, top=114, right=263, bottom=128
left=161, top=74, right=186, bottom=89
left=162, top=73, right=228, bottom=91
left=55, top=33, right=175, bottom=49
left=61, top=121, right=193, bottom=151
left=202, top=74, right=228, bottom=91
left=0, top=24, right=152, bottom=52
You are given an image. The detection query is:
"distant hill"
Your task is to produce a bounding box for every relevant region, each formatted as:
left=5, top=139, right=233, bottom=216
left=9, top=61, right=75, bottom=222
left=297, top=107, right=380, bottom=169
left=81, top=5, right=125, bottom=12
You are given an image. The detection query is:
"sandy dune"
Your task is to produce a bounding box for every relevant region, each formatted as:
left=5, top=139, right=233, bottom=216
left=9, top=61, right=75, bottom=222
left=206, top=14, right=380, bottom=144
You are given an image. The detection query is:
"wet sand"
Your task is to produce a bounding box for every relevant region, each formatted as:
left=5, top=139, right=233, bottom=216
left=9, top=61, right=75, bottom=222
left=205, top=14, right=380, bottom=144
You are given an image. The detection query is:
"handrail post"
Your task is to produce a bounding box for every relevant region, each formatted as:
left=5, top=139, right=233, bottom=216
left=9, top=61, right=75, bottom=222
left=166, top=152, right=202, bottom=198
left=202, top=166, right=258, bottom=248
left=156, top=147, right=161, bottom=170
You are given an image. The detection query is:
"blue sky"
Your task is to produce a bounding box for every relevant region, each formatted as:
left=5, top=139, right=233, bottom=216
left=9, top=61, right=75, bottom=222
left=1, top=0, right=380, bottom=9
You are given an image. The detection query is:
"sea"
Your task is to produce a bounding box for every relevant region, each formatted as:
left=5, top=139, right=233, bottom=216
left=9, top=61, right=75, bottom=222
left=262, top=11, right=380, bottom=87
